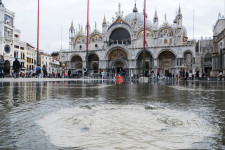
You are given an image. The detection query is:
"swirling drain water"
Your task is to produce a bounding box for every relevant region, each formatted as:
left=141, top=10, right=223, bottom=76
left=37, top=104, right=217, bottom=149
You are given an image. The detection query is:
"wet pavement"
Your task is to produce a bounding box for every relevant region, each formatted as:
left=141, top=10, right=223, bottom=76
left=0, top=80, right=225, bottom=149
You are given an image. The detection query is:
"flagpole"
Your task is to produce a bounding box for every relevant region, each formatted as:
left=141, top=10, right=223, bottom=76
left=143, top=0, right=146, bottom=77
left=37, top=0, right=40, bottom=66
left=86, top=0, right=89, bottom=76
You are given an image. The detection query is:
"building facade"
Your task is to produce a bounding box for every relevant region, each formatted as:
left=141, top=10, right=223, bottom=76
left=197, top=38, right=213, bottom=77
left=0, top=1, right=27, bottom=75
left=211, top=13, right=225, bottom=77
left=26, top=43, right=37, bottom=74
left=38, top=52, right=51, bottom=74
left=61, top=3, right=198, bottom=77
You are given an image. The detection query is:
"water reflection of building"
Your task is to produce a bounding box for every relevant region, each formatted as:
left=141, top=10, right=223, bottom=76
left=211, top=13, right=225, bottom=77
left=60, top=3, right=198, bottom=77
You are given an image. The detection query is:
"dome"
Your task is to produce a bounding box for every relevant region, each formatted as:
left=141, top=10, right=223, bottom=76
left=125, top=13, right=152, bottom=26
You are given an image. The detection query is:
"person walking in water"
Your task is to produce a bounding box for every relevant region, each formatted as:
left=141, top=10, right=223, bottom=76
left=13, top=57, right=21, bottom=78
left=68, top=69, right=71, bottom=78
left=0, top=55, right=5, bottom=78
left=42, top=65, right=47, bottom=78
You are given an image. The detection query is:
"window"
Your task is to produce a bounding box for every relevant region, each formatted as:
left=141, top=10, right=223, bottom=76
left=14, top=34, right=19, bottom=38
left=164, top=39, right=168, bottom=44
left=4, top=45, right=11, bottom=53
left=95, top=44, right=98, bottom=48
left=21, top=47, right=24, bottom=50
left=79, top=45, right=82, bottom=50
left=14, top=45, right=19, bottom=49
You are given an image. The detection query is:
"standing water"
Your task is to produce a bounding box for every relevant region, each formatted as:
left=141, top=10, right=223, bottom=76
left=0, top=81, right=225, bottom=149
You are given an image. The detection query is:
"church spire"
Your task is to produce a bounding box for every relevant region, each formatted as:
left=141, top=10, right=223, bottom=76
left=154, top=9, right=158, bottom=19
left=70, top=20, right=74, bottom=29
left=178, top=5, right=182, bottom=15
left=153, top=9, right=158, bottom=25
left=133, top=1, right=138, bottom=13
left=103, top=15, right=107, bottom=24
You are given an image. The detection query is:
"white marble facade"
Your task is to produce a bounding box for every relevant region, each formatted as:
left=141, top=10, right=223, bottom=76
left=211, top=13, right=225, bottom=77
left=61, top=3, right=198, bottom=77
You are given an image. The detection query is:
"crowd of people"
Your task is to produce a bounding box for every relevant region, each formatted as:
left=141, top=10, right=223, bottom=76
left=0, top=56, right=224, bottom=81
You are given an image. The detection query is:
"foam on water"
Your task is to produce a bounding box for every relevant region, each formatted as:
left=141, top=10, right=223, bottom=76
left=37, top=104, right=217, bottom=149
left=170, top=86, right=225, bottom=91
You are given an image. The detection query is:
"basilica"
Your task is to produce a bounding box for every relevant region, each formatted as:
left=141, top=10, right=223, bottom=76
left=60, top=3, right=198, bottom=77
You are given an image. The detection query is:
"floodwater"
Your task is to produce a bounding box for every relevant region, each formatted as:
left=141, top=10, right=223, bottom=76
left=0, top=80, right=225, bottom=150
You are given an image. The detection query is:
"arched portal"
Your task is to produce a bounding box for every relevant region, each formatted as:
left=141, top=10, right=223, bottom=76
left=107, top=48, right=128, bottom=76
left=88, top=54, right=99, bottom=74
left=158, top=51, right=176, bottom=76
left=137, top=51, right=153, bottom=76
left=71, top=55, right=83, bottom=73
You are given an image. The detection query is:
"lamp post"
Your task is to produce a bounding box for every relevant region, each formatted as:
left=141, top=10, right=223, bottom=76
left=142, top=0, right=146, bottom=77
left=37, top=0, right=40, bottom=67
left=86, top=0, right=89, bottom=76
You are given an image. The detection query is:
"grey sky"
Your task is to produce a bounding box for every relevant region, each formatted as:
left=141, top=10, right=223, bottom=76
left=4, top=0, right=225, bottom=54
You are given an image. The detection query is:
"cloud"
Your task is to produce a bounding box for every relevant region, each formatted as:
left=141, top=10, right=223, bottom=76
left=4, top=0, right=225, bottom=54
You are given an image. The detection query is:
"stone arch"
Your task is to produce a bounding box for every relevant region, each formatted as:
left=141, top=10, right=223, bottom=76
left=107, top=25, right=132, bottom=45
left=137, top=29, right=154, bottom=39
left=156, top=49, right=177, bottom=59
left=75, top=36, right=85, bottom=44
left=106, top=47, right=129, bottom=61
left=158, top=51, right=176, bottom=72
left=109, top=27, right=131, bottom=46
left=88, top=53, right=99, bottom=73
left=112, top=58, right=128, bottom=69
left=182, top=50, right=193, bottom=58
left=158, top=27, right=174, bottom=38
left=90, top=33, right=102, bottom=43
left=70, top=55, right=83, bottom=69
left=136, top=50, right=154, bottom=70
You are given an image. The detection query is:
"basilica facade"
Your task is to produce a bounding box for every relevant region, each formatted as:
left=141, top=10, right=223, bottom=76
left=60, top=3, right=198, bottom=77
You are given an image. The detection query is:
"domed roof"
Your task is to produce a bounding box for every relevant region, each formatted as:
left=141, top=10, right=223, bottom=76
left=125, top=13, right=152, bottom=26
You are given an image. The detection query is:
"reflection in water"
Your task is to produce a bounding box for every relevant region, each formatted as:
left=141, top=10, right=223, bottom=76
left=0, top=81, right=224, bottom=149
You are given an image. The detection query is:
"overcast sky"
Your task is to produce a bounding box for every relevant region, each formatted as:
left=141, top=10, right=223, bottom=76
left=4, top=0, right=225, bottom=54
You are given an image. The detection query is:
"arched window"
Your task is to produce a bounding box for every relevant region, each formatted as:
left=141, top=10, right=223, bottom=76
left=109, top=28, right=131, bottom=46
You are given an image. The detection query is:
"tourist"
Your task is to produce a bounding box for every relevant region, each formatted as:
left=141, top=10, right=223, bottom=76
left=0, top=55, right=5, bottom=78
left=218, top=71, right=223, bottom=81
left=42, top=65, right=47, bottom=78
left=13, top=57, right=21, bottom=78
left=36, top=66, right=41, bottom=77
left=68, top=69, right=71, bottom=78
left=189, top=72, right=192, bottom=80
left=52, top=72, right=56, bottom=78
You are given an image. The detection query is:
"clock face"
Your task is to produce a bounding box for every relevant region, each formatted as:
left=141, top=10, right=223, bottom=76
left=4, top=45, right=11, bottom=54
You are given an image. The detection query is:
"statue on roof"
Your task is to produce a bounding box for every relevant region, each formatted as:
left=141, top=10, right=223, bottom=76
left=0, top=0, right=4, bottom=7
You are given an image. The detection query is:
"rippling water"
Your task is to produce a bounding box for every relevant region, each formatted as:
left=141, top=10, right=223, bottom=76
left=0, top=81, right=225, bottom=150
